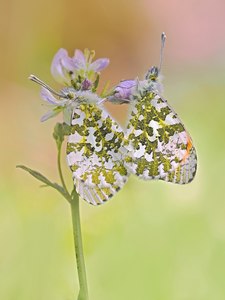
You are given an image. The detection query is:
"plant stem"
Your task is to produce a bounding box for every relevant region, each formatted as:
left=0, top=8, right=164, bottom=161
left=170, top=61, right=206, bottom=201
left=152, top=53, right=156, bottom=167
left=71, top=190, right=89, bottom=300
left=57, top=145, right=68, bottom=193
left=55, top=127, right=88, bottom=299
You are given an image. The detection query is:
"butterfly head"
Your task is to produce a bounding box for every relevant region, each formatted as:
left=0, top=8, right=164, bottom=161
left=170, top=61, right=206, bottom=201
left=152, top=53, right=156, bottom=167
left=63, top=87, right=101, bottom=106
left=143, top=33, right=166, bottom=93
left=107, top=33, right=166, bottom=104
left=145, top=66, right=159, bottom=81
left=29, top=75, right=102, bottom=124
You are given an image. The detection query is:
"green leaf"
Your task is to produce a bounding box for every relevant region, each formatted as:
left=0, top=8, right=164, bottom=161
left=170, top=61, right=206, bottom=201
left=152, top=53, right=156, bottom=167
left=17, top=165, right=71, bottom=202
left=53, top=122, right=71, bottom=149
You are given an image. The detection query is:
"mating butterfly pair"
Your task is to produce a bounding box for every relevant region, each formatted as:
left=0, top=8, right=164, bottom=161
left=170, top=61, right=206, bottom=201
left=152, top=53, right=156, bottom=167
left=31, top=33, right=197, bottom=205
left=66, top=38, right=197, bottom=204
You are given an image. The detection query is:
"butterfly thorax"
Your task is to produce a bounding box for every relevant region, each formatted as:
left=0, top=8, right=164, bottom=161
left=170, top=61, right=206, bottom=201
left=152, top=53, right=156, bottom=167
left=61, top=87, right=101, bottom=107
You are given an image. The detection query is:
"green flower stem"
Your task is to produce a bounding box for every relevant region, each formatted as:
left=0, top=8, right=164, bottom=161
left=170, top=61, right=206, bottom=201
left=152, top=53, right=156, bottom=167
left=57, top=145, right=68, bottom=194
left=56, top=135, right=88, bottom=299
left=71, top=190, right=89, bottom=300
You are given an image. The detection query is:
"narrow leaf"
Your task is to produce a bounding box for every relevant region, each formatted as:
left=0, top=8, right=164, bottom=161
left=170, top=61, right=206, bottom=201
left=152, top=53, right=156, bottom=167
left=17, top=165, right=71, bottom=202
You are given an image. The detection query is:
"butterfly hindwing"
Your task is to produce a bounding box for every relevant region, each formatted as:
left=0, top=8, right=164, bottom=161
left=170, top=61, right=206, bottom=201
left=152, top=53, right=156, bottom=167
left=66, top=103, right=128, bottom=205
left=124, top=91, right=197, bottom=184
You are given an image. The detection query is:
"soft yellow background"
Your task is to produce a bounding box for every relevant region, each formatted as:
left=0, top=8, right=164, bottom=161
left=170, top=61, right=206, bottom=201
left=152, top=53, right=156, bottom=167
left=1, top=1, right=225, bottom=299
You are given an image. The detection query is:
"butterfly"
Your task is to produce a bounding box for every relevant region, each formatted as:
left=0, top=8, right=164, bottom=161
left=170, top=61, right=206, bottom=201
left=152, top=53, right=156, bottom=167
left=31, top=33, right=197, bottom=206
left=108, top=33, right=197, bottom=185
left=66, top=91, right=129, bottom=205
left=29, top=75, right=129, bottom=206
left=123, top=85, right=197, bottom=184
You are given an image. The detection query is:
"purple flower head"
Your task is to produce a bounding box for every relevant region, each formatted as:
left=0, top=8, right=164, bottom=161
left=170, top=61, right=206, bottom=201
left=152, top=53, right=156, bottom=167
left=81, top=78, right=92, bottom=90
left=114, top=80, right=136, bottom=99
left=71, top=49, right=109, bottom=91
left=107, top=80, right=137, bottom=103
left=50, top=48, right=109, bottom=90
left=30, top=48, right=110, bottom=124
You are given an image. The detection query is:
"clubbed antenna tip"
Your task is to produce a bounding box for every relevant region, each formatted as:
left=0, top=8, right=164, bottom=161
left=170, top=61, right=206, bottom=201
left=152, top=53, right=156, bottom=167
left=161, top=32, right=166, bottom=44
left=28, top=74, right=66, bottom=98
left=159, top=32, right=167, bottom=73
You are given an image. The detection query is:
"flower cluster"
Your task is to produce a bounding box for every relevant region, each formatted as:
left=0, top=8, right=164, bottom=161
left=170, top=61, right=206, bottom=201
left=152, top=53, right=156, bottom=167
left=51, top=48, right=109, bottom=89
left=33, top=48, right=164, bottom=124
left=31, top=49, right=110, bottom=123
left=28, top=37, right=197, bottom=207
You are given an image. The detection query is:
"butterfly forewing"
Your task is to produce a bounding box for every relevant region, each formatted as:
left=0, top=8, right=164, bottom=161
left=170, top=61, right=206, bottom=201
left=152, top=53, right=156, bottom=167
left=124, top=91, right=197, bottom=184
left=67, top=103, right=128, bottom=205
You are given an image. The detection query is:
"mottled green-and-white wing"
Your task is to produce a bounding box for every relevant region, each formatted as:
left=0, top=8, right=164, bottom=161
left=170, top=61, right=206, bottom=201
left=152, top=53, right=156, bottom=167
left=67, top=103, right=128, bottom=205
left=124, top=91, right=197, bottom=184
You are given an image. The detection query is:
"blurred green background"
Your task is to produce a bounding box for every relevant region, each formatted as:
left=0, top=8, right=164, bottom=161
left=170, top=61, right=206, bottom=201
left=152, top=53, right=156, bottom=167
left=1, top=0, right=225, bottom=299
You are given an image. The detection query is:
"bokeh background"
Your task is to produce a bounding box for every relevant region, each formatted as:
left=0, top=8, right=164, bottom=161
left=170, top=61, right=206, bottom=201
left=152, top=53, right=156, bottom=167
left=1, top=0, right=225, bottom=299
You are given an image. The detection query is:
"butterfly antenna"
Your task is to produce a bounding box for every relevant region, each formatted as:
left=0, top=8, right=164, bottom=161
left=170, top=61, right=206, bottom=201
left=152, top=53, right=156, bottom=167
left=158, top=32, right=166, bottom=74
left=98, top=98, right=107, bottom=105
left=29, top=74, right=67, bottom=98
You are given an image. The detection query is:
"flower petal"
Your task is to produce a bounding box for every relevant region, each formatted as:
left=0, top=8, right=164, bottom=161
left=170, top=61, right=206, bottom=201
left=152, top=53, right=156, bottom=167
left=73, top=49, right=86, bottom=70
left=51, top=48, right=72, bottom=84
left=89, top=58, right=109, bottom=72
left=40, top=88, right=67, bottom=106
left=62, top=56, right=76, bottom=72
